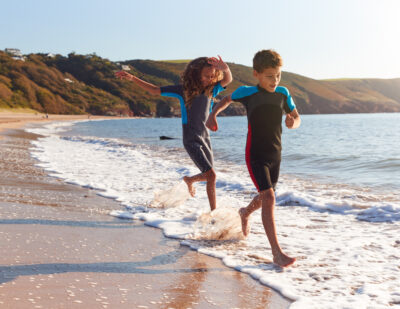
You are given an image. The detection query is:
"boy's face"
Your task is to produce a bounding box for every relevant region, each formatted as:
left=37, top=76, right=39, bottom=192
left=253, top=66, right=281, bottom=92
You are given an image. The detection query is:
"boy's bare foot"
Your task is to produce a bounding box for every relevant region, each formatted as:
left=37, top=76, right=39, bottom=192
left=273, top=253, right=296, bottom=268
left=183, top=176, right=196, bottom=197
left=239, top=207, right=250, bottom=237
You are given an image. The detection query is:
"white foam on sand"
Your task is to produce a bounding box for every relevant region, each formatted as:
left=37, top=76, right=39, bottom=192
left=27, top=122, right=400, bottom=309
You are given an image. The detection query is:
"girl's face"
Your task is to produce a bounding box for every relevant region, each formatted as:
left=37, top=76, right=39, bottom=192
left=200, top=66, right=216, bottom=88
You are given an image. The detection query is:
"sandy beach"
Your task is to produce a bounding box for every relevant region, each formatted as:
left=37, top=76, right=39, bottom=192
left=0, top=112, right=292, bottom=308
left=0, top=111, right=107, bottom=138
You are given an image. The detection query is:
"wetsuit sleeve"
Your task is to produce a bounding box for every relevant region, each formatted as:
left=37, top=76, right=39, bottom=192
left=212, top=82, right=225, bottom=98
left=160, top=85, right=183, bottom=98
left=276, top=86, right=296, bottom=113
left=231, top=86, right=259, bottom=107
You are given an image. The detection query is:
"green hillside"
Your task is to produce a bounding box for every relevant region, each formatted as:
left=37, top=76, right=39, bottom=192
left=1, top=50, right=400, bottom=116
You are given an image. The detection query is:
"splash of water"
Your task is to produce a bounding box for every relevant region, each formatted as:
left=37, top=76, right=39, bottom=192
left=192, top=207, right=245, bottom=240
left=150, top=181, right=191, bottom=208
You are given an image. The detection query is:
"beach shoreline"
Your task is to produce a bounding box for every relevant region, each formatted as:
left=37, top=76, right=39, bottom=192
left=0, top=112, right=121, bottom=137
left=0, top=111, right=292, bottom=308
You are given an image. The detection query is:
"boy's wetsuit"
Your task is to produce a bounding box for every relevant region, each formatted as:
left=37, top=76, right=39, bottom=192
left=160, top=83, right=225, bottom=173
left=231, top=85, right=296, bottom=191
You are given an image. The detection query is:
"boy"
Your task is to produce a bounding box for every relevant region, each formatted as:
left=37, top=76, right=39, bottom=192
left=206, top=50, right=300, bottom=267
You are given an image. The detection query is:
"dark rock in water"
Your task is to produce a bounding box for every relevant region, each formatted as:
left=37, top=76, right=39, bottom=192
left=159, top=136, right=174, bottom=140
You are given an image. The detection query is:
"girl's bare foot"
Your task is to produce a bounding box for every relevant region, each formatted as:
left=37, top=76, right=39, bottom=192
left=273, top=253, right=296, bottom=268
left=183, top=176, right=196, bottom=197
left=239, top=207, right=250, bottom=237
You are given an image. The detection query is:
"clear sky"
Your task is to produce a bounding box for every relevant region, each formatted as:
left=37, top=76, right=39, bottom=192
left=1, top=0, right=400, bottom=80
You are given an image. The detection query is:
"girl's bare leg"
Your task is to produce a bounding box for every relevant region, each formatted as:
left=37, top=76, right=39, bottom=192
left=184, top=169, right=216, bottom=211
left=183, top=176, right=196, bottom=197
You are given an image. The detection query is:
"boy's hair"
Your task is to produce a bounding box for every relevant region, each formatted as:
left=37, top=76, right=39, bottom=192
left=253, top=49, right=283, bottom=73
left=181, top=57, right=222, bottom=107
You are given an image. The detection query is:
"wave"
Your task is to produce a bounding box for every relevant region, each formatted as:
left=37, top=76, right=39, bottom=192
left=29, top=121, right=400, bottom=223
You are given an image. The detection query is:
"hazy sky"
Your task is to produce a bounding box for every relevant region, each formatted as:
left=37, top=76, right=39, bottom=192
left=1, top=0, right=400, bottom=79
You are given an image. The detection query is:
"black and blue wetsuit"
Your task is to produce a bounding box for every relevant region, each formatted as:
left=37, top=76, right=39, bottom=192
left=231, top=85, right=296, bottom=191
left=160, top=83, right=225, bottom=173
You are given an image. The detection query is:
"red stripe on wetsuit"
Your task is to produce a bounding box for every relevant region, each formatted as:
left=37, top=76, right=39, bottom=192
left=245, top=124, right=260, bottom=191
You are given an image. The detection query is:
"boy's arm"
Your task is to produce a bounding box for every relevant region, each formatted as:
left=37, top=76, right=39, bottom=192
left=206, top=94, right=233, bottom=131
left=208, top=56, right=233, bottom=88
left=285, top=108, right=301, bottom=129
left=115, top=71, right=161, bottom=95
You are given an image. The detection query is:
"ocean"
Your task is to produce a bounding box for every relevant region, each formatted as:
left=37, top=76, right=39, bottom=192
left=27, top=113, right=400, bottom=308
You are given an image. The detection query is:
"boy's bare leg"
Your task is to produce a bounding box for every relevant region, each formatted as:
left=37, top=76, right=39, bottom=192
left=260, top=189, right=296, bottom=268
left=239, top=194, right=262, bottom=236
left=183, top=169, right=216, bottom=211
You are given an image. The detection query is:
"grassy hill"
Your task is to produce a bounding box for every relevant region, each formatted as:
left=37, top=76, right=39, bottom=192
left=1, top=50, right=400, bottom=116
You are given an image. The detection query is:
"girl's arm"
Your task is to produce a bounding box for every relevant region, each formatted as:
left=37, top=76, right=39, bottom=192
left=206, top=94, right=233, bottom=131
left=220, top=66, right=233, bottom=88
left=115, top=71, right=161, bottom=95
left=208, top=56, right=233, bottom=88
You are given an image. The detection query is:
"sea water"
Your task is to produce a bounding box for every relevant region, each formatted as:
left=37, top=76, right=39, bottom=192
left=27, top=114, right=400, bottom=308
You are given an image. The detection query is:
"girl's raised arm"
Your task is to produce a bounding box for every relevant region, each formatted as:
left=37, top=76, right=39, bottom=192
left=208, top=56, right=232, bottom=88
left=115, top=71, right=161, bottom=95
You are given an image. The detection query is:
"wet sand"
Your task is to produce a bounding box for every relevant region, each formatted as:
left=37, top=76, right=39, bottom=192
left=0, top=112, right=292, bottom=308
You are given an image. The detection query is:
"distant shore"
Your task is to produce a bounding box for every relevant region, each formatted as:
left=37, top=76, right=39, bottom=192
left=0, top=112, right=292, bottom=308
left=0, top=111, right=120, bottom=135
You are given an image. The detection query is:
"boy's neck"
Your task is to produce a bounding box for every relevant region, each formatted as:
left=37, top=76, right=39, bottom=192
left=257, top=84, right=276, bottom=93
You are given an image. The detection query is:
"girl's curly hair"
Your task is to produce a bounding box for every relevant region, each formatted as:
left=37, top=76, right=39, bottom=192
left=181, top=57, right=223, bottom=108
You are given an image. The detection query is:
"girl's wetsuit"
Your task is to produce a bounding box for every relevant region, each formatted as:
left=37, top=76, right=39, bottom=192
left=160, top=83, right=225, bottom=173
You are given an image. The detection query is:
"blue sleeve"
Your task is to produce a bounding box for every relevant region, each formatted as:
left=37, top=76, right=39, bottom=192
left=276, top=86, right=296, bottom=112
left=231, top=86, right=258, bottom=105
left=160, top=85, right=184, bottom=98
left=160, top=85, right=187, bottom=124
left=212, top=82, right=225, bottom=98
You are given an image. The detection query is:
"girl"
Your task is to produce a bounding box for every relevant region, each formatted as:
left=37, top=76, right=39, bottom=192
left=115, top=56, right=232, bottom=211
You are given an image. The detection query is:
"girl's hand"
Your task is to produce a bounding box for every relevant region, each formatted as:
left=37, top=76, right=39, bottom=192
left=206, top=114, right=219, bottom=131
left=208, top=55, right=228, bottom=72
left=115, top=70, right=133, bottom=80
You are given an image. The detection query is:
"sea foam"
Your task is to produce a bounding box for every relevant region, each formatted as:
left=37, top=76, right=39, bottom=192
left=27, top=120, right=400, bottom=308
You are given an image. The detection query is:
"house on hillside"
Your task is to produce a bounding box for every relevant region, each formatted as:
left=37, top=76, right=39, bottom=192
left=5, top=48, right=22, bottom=56
left=5, top=48, right=26, bottom=61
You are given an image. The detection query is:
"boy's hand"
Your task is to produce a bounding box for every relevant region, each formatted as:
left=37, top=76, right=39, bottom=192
left=208, top=55, right=229, bottom=72
left=115, top=70, right=132, bottom=80
left=285, top=114, right=295, bottom=128
left=206, top=114, right=219, bottom=131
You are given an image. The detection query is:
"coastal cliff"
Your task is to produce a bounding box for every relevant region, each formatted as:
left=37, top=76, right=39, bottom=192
left=1, top=51, right=400, bottom=116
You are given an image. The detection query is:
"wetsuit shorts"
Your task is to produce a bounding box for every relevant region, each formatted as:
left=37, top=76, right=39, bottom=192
left=246, top=158, right=280, bottom=192
left=183, top=137, right=213, bottom=173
